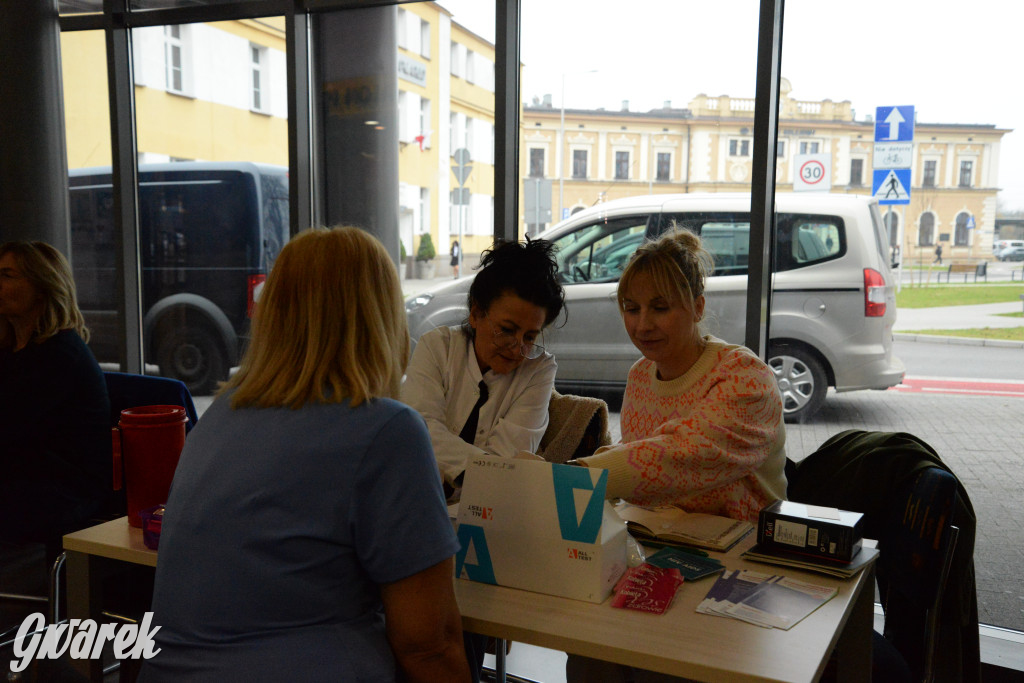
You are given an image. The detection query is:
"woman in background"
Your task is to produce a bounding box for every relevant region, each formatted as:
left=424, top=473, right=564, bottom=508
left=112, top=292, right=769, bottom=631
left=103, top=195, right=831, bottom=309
left=572, top=230, right=787, bottom=523
left=0, top=241, right=110, bottom=545
left=141, top=227, right=469, bottom=683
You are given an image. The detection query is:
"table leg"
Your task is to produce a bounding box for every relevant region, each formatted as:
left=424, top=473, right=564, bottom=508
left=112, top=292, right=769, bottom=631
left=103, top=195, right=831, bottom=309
left=64, top=550, right=106, bottom=682
left=833, top=566, right=874, bottom=683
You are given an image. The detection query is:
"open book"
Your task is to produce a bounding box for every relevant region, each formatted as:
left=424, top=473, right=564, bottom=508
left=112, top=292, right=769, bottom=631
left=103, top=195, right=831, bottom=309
left=614, top=502, right=753, bottom=552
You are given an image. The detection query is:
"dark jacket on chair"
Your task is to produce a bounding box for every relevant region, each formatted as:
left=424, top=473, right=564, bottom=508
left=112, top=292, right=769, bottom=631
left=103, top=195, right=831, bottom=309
left=787, top=429, right=980, bottom=683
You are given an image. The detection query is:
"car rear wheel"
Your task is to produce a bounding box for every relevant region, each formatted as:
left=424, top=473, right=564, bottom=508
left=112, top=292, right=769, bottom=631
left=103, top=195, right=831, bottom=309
left=767, top=345, right=826, bottom=423
left=156, top=325, right=227, bottom=397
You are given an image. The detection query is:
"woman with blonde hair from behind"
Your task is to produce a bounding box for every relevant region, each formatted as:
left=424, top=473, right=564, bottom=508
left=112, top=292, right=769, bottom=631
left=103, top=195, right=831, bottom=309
left=141, top=227, right=470, bottom=683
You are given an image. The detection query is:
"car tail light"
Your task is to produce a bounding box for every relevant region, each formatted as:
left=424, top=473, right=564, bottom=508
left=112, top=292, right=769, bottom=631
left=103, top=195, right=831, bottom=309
left=247, top=274, right=266, bottom=318
left=864, top=268, right=886, bottom=317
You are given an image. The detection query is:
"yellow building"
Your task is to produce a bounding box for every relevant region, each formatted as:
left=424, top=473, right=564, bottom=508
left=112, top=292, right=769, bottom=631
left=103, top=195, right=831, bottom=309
left=521, top=78, right=1009, bottom=263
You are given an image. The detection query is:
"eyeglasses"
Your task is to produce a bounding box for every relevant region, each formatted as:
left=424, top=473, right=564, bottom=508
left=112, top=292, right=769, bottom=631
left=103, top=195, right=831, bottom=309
left=492, top=327, right=545, bottom=360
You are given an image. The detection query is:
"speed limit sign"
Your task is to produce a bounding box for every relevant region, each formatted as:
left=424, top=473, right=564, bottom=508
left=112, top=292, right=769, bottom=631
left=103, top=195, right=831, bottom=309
left=794, top=153, right=832, bottom=192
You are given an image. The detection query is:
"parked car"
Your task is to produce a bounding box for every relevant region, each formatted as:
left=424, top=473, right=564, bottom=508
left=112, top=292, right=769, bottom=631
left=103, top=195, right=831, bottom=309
left=997, top=245, right=1024, bottom=262
left=406, top=192, right=905, bottom=422
left=993, top=239, right=1024, bottom=255
left=70, top=161, right=290, bottom=395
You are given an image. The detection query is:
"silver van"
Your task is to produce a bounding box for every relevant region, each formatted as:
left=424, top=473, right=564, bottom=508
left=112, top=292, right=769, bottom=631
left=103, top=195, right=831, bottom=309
left=406, top=192, right=905, bottom=422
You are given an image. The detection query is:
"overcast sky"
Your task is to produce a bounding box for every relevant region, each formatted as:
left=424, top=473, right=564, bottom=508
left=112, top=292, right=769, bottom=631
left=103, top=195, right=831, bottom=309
left=438, top=0, right=1024, bottom=211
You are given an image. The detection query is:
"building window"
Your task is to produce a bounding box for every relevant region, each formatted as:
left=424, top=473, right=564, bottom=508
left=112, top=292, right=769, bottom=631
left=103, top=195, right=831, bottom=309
left=955, top=212, right=970, bottom=246
left=615, top=151, right=630, bottom=179
left=164, top=25, right=185, bottom=93
left=850, top=159, right=863, bottom=187
left=419, top=187, right=430, bottom=236
left=918, top=213, right=934, bottom=246
left=656, top=152, right=671, bottom=181
left=799, top=141, right=820, bottom=155
left=884, top=210, right=899, bottom=247
left=466, top=50, right=476, bottom=84
left=572, top=149, right=588, bottom=179
left=420, top=18, right=430, bottom=58
left=418, top=98, right=431, bottom=149
left=959, top=160, right=973, bottom=187
left=776, top=140, right=786, bottom=158
left=397, top=8, right=408, bottom=49
left=529, top=148, right=545, bottom=177
left=923, top=160, right=937, bottom=188
left=250, top=44, right=267, bottom=112
left=450, top=41, right=463, bottom=77
left=729, top=139, right=750, bottom=156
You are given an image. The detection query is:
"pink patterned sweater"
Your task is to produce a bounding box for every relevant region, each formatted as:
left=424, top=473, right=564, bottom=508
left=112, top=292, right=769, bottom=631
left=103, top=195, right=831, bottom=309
left=580, top=336, right=788, bottom=523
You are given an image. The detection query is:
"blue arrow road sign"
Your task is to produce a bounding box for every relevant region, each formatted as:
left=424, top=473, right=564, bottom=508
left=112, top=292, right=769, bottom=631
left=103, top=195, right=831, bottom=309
left=874, top=106, right=915, bottom=143
left=873, top=168, right=911, bottom=205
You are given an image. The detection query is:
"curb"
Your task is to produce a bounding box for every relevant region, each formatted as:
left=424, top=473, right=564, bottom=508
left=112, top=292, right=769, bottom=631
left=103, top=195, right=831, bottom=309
left=894, top=332, right=1024, bottom=349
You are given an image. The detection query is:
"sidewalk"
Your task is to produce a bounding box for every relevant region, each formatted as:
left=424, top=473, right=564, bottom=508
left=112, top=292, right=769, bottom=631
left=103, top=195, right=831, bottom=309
left=893, top=300, right=1024, bottom=348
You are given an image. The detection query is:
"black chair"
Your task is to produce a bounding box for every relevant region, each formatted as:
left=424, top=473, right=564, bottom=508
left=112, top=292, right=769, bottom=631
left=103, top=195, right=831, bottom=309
left=787, top=429, right=980, bottom=683
left=103, top=371, right=199, bottom=435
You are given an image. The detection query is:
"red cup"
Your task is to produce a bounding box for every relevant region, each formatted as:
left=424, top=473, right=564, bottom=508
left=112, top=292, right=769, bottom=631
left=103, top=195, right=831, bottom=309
left=114, top=405, right=188, bottom=528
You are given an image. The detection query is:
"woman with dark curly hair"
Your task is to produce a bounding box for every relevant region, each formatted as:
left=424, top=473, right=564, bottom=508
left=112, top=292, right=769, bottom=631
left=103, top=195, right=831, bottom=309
left=402, top=238, right=565, bottom=499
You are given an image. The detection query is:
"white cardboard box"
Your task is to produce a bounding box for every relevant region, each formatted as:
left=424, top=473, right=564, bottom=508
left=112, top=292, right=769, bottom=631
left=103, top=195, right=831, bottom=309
left=455, top=456, right=628, bottom=603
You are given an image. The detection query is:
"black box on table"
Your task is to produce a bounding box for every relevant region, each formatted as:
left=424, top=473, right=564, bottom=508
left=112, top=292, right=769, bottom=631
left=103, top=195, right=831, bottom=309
left=757, top=500, right=864, bottom=563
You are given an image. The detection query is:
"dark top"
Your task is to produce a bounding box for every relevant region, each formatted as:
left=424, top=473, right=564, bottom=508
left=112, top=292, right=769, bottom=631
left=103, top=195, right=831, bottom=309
left=139, top=392, right=460, bottom=682
left=0, top=329, right=111, bottom=544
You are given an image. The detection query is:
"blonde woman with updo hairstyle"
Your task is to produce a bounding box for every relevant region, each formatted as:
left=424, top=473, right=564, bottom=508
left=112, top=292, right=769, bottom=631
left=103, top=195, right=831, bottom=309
left=571, top=230, right=787, bottom=522
left=0, top=241, right=110, bottom=545
left=566, top=230, right=787, bottom=683
left=142, top=227, right=469, bottom=683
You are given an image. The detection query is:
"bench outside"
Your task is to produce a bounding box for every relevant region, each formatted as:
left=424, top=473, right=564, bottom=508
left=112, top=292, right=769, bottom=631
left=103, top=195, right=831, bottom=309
left=939, top=261, right=988, bottom=283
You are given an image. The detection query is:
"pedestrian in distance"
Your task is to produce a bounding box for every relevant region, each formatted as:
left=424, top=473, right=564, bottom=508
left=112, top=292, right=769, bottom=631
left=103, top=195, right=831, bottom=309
left=450, top=239, right=461, bottom=279
left=934, top=243, right=943, bottom=265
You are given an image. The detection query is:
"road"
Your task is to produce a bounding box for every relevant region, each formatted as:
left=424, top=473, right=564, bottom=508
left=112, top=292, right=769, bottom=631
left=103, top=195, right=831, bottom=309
left=894, top=339, right=1024, bottom=382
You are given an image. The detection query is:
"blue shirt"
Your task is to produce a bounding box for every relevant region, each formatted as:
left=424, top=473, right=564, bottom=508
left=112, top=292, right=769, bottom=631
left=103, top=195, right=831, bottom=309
left=140, top=392, right=459, bottom=682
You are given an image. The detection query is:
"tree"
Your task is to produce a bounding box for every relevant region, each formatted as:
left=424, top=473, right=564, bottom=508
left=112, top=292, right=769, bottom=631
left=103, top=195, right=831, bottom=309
left=417, top=233, right=436, bottom=261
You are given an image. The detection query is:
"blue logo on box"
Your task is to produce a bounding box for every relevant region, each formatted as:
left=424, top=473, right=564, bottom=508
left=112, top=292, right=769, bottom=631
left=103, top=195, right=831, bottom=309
left=552, top=466, right=608, bottom=543
left=455, top=524, right=497, bottom=584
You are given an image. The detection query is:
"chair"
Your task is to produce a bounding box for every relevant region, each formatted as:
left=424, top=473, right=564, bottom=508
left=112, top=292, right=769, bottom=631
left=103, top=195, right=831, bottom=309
left=103, top=371, right=199, bottom=435
left=787, top=429, right=980, bottom=683
left=536, top=390, right=611, bottom=464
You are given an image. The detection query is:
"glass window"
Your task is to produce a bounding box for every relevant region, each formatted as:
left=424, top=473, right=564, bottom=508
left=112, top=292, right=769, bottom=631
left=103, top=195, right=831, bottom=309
left=729, top=139, right=751, bottom=156
left=250, top=44, right=267, bottom=112
left=551, top=217, right=649, bottom=284
left=918, top=212, right=935, bottom=246
left=799, top=140, right=819, bottom=155
left=959, top=160, right=973, bottom=187
left=923, top=159, right=937, bottom=187
left=850, top=158, right=863, bottom=186
left=776, top=140, right=786, bottom=157
left=420, top=17, right=430, bottom=59
left=955, top=211, right=970, bottom=245
left=572, top=149, right=587, bottom=179
left=529, top=148, right=545, bottom=177
left=615, top=151, right=629, bottom=179
left=657, top=152, right=671, bottom=181
left=164, top=25, right=186, bottom=94
left=419, top=98, right=431, bottom=148
left=132, top=17, right=288, bottom=395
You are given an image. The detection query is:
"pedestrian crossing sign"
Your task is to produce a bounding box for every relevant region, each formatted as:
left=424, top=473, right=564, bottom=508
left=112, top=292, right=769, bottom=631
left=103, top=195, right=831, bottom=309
left=873, top=168, right=911, bottom=205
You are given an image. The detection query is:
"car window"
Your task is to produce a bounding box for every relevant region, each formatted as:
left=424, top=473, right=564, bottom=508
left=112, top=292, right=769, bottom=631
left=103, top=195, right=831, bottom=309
left=775, top=214, right=845, bottom=272
left=551, top=216, right=650, bottom=283
left=659, top=211, right=844, bottom=275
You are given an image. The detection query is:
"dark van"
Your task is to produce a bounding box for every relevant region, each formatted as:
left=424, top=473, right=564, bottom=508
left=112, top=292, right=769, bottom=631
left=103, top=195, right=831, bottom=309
left=69, top=161, right=289, bottom=395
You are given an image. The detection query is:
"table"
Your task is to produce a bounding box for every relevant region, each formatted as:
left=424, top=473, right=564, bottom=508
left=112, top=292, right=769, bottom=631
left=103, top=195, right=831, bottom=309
left=455, top=536, right=876, bottom=683
left=64, top=518, right=874, bottom=683
left=63, top=517, right=158, bottom=681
